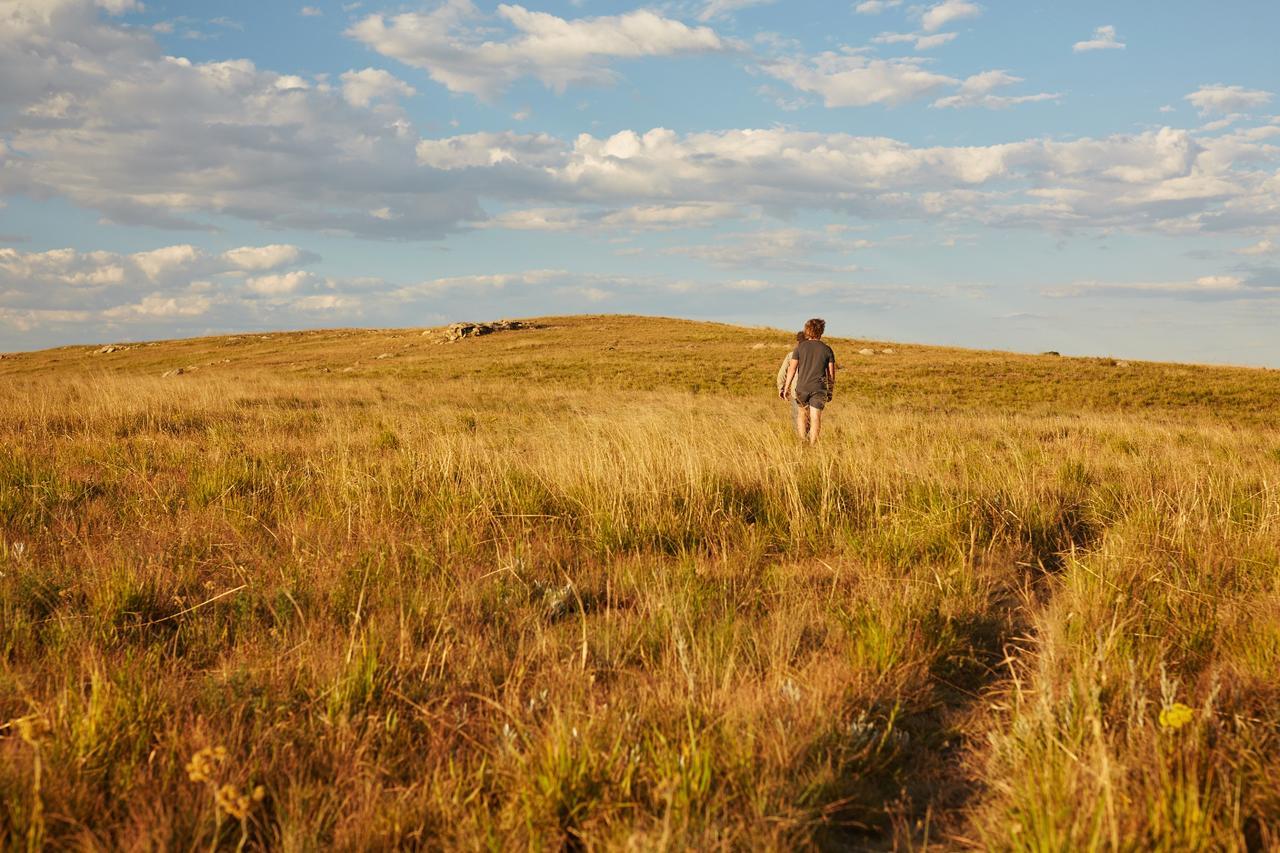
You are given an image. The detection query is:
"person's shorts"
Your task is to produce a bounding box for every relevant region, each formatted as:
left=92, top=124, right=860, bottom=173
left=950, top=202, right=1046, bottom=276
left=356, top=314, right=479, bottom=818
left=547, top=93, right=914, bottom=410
left=795, top=388, right=829, bottom=410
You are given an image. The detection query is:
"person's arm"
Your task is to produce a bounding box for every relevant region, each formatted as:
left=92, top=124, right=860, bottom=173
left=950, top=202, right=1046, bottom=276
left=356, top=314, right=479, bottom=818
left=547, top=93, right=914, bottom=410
left=826, top=354, right=836, bottom=397
left=776, top=353, right=790, bottom=394
left=781, top=357, right=798, bottom=399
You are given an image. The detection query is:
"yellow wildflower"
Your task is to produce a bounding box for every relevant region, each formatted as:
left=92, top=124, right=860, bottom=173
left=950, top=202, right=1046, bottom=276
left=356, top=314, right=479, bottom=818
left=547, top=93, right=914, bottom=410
left=215, top=783, right=253, bottom=820
left=1159, top=702, right=1194, bottom=731
left=185, top=745, right=227, bottom=783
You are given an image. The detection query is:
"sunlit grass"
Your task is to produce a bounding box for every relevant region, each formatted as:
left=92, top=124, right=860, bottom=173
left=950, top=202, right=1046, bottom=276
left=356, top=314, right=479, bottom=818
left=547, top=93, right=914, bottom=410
left=1, top=316, right=1278, bottom=848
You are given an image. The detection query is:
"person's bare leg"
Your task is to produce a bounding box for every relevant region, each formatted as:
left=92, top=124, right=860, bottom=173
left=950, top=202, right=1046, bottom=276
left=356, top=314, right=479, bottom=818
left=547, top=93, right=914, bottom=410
left=808, top=407, right=823, bottom=444
left=795, top=404, right=809, bottom=440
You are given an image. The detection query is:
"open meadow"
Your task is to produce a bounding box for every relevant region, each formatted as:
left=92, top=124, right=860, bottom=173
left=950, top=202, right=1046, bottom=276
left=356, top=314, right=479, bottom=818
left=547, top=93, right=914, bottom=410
left=2, top=315, right=1279, bottom=850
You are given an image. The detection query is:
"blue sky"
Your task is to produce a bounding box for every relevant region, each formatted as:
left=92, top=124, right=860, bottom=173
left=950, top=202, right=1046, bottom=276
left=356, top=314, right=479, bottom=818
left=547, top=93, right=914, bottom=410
left=2, top=0, right=1279, bottom=364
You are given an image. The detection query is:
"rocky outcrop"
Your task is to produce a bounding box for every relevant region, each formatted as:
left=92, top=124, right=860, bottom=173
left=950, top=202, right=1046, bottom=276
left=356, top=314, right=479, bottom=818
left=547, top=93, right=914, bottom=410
left=442, top=320, right=532, bottom=342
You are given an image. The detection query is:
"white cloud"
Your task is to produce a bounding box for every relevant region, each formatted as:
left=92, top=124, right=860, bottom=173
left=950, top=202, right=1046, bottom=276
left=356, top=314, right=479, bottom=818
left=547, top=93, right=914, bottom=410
left=1236, top=238, right=1277, bottom=255
left=300, top=6, right=323, bottom=16
left=398, top=269, right=564, bottom=296
left=222, top=244, right=311, bottom=271
left=762, top=53, right=955, bottom=107
left=389, top=268, right=688, bottom=307
left=914, top=32, right=958, bottom=50
left=933, top=70, right=1059, bottom=110
left=3, top=0, right=1280, bottom=265
left=872, top=31, right=958, bottom=51
left=0, top=307, right=94, bottom=332
left=245, top=271, right=313, bottom=295
left=484, top=202, right=748, bottom=232
left=1073, top=24, right=1124, bottom=53
left=132, top=245, right=202, bottom=280
left=346, top=2, right=728, bottom=100
left=483, top=208, right=585, bottom=231
left=293, top=294, right=359, bottom=311
left=920, top=0, right=980, bottom=33
left=340, top=67, right=416, bottom=107
left=0, top=2, right=481, bottom=239
left=415, top=130, right=566, bottom=169
left=0, top=242, right=327, bottom=334
left=413, top=123, right=1280, bottom=237
left=1185, top=84, right=1273, bottom=116
left=697, top=0, right=776, bottom=21
left=95, top=0, right=142, bottom=14
left=1044, top=274, right=1280, bottom=299
left=664, top=225, right=874, bottom=272
left=855, top=0, right=903, bottom=13
left=102, top=293, right=213, bottom=319
left=601, top=203, right=745, bottom=229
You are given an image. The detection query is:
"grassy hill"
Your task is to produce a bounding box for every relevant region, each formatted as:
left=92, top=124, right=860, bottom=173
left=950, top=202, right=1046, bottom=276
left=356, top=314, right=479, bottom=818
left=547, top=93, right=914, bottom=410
left=2, top=315, right=1278, bottom=849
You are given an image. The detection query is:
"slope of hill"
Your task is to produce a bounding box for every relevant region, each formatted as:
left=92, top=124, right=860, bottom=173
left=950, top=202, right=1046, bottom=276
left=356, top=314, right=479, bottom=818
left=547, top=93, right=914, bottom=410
left=2, top=315, right=1278, bottom=849
left=5, top=315, right=1279, bottom=423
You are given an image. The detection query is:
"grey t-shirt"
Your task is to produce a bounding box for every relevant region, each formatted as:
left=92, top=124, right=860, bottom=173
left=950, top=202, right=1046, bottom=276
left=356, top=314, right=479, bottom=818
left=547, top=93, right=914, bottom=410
left=792, top=339, right=835, bottom=396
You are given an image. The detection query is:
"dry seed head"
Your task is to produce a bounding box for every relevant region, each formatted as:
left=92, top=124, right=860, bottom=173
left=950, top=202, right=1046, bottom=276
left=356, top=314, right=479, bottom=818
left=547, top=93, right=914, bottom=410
left=12, top=714, right=50, bottom=745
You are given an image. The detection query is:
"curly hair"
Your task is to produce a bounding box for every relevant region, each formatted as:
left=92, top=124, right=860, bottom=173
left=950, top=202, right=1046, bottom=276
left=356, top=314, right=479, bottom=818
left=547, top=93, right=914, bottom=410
left=803, top=318, right=826, bottom=339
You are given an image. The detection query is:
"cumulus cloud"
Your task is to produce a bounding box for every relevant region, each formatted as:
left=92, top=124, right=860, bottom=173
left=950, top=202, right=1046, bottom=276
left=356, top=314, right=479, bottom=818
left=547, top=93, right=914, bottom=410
left=1073, top=25, right=1124, bottom=53
left=132, top=245, right=202, bottom=280
left=3, top=0, right=1280, bottom=297
left=0, top=0, right=481, bottom=238
left=0, top=242, right=326, bottom=337
left=346, top=2, right=728, bottom=100
left=245, top=271, right=314, bottom=295
left=1185, top=84, right=1273, bottom=116
left=932, top=70, right=1059, bottom=110
left=404, top=124, right=1280, bottom=238
left=761, top=53, right=956, bottom=107
left=340, top=67, right=416, bottom=107
left=102, top=293, right=214, bottom=319
left=920, top=0, right=980, bottom=32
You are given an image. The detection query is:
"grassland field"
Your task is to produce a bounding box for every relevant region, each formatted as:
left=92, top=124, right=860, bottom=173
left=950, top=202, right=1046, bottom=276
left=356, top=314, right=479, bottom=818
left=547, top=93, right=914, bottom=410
left=1, top=314, right=1278, bottom=850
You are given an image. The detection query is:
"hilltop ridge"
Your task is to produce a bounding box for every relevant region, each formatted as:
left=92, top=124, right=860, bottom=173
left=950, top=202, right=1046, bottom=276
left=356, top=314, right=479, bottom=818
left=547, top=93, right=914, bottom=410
left=2, top=314, right=1277, bottom=426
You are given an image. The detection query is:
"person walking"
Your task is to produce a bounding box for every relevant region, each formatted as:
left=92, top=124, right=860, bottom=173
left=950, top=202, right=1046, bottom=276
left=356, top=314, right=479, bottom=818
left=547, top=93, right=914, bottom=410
left=775, top=330, right=806, bottom=423
left=779, top=318, right=836, bottom=444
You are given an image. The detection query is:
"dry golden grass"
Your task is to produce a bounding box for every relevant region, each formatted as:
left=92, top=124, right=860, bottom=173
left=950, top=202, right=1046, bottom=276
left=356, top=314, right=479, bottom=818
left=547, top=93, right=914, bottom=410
left=1, top=315, right=1278, bottom=849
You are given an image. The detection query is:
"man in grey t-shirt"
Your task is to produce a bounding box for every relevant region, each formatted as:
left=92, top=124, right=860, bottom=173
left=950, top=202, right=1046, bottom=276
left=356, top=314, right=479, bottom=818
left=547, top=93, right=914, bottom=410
left=779, top=317, right=836, bottom=444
